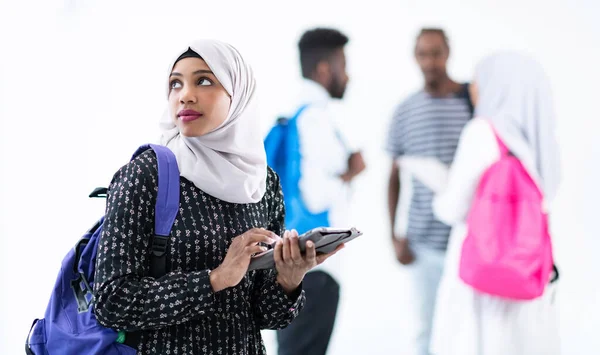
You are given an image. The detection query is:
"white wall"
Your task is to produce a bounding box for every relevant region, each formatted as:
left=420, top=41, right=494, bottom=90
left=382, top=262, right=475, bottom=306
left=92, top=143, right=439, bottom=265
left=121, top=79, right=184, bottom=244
left=1, top=0, right=599, bottom=353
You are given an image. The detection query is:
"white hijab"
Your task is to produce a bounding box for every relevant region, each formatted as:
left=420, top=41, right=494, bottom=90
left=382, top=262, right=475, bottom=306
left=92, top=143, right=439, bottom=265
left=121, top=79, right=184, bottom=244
left=475, top=52, right=562, bottom=201
left=159, top=40, right=267, bottom=204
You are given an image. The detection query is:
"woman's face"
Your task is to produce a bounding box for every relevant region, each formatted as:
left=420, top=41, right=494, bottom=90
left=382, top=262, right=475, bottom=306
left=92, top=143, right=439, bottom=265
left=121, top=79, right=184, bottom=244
left=168, top=57, right=231, bottom=137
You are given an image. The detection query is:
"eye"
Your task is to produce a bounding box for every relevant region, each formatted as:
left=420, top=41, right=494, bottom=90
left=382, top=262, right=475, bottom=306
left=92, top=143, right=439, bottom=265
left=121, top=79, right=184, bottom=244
left=198, top=77, right=213, bottom=86
left=170, top=80, right=182, bottom=90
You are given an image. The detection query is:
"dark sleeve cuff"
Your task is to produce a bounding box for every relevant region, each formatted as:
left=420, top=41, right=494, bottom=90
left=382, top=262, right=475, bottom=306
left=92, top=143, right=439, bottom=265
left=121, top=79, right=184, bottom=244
left=187, top=270, right=217, bottom=314
left=286, top=282, right=303, bottom=302
left=274, top=280, right=305, bottom=313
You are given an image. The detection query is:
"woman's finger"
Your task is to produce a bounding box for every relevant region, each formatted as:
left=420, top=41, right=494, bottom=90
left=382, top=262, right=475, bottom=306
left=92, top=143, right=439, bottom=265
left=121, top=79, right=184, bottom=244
left=246, top=245, right=268, bottom=256
left=290, top=232, right=302, bottom=263
left=282, top=234, right=292, bottom=263
left=274, top=240, right=283, bottom=265
left=306, top=241, right=317, bottom=264
left=247, top=233, right=276, bottom=246
left=269, top=231, right=282, bottom=243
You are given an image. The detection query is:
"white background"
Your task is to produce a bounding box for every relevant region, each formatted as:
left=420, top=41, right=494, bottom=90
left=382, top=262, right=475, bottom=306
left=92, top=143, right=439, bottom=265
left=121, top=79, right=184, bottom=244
left=1, top=0, right=599, bottom=354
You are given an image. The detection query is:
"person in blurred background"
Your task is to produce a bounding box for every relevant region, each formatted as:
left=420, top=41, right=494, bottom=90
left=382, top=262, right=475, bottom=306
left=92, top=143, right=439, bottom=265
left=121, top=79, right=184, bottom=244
left=274, top=27, right=366, bottom=355
left=386, top=28, right=473, bottom=355
left=430, top=52, right=562, bottom=355
left=93, top=39, right=345, bottom=355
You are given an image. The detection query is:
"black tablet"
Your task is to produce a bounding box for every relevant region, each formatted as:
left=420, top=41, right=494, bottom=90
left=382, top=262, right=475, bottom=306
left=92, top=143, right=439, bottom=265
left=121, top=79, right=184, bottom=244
left=248, top=227, right=362, bottom=271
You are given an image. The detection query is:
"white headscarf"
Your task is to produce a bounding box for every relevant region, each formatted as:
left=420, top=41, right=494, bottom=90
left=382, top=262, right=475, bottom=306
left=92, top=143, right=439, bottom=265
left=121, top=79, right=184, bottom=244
left=475, top=52, right=562, bottom=201
left=159, top=40, right=267, bottom=204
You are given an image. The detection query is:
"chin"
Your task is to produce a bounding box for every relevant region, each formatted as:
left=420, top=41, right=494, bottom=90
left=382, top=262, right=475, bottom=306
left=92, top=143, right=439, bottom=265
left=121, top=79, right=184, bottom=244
left=331, top=90, right=346, bottom=100
left=179, top=126, right=210, bottom=138
left=425, top=79, right=442, bottom=87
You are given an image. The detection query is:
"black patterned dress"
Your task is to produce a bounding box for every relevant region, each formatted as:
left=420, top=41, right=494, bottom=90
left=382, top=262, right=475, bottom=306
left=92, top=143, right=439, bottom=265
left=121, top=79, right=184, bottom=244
left=93, top=150, right=305, bottom=354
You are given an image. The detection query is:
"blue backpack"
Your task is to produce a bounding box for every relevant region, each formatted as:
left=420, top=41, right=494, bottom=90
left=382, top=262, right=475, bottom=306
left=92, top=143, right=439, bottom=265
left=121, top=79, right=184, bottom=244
left=25, top=144, right=180, bottom=355
left=264, top=105, right=329, bottom=234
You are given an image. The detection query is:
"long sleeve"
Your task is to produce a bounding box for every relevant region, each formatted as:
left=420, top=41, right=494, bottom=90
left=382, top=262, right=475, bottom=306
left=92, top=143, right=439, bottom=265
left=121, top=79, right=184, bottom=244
left=93, top=154, right=217, bottom=331
left=433, top=119, right=499, bottom=225
left=251, top=172, right=305, bottom=329
left=297, top=106, right=349, bottom=214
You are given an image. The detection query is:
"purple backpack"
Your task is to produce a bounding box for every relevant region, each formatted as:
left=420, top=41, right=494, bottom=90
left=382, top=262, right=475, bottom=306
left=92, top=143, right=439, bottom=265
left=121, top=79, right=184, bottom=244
left=25, top=144, right=180, bottom=355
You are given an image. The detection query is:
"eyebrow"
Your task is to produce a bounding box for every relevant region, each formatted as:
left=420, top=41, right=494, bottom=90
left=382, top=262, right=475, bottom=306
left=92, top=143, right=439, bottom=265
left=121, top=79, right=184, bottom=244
left=170, top=69, right=214, bottom=77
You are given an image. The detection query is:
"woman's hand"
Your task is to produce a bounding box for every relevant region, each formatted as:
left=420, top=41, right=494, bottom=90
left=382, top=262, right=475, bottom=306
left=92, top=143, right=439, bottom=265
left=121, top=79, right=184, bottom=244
left=210, top=228, right=279, bottom=292
left=274, top=230, right=345, bottom=295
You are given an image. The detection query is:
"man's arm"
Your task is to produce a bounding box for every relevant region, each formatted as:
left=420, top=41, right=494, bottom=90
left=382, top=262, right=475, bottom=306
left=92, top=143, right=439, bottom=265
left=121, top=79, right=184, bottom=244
left=388, top=160, right=401, bottom=237
left=386, top=102, right=415, bottom=264
left=297, top=108, right=349, bottom=213
left=388, top=159, right=415, bottom=265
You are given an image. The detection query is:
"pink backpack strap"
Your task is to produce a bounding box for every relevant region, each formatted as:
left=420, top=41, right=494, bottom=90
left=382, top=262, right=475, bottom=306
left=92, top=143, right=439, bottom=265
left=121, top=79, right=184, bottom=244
left=488, top=121, right=510, bottom=156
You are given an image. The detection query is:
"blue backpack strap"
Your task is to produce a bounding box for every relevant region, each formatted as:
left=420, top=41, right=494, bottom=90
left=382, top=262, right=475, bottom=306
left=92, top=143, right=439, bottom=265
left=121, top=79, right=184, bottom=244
left=131, top=144, right=180, bottom=278
left=264, top=104, right=310, bottom=181
left=290, top=104, right=310, bottom=123
left=279, top=104, right=310, bottom=192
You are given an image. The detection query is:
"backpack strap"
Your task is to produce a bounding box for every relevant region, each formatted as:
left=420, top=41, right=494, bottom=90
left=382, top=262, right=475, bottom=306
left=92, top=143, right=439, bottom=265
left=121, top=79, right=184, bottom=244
left=488, top=123, right=510, bottom=157
left=122, top=144, right=180, bottom=347
left=291, top=104, right=347, bottom=152
left=459, top=83, right=474, bottom=117
left=550, top=264, right=559, bottom=283
left=25, top=319, right=38, bottom=355
left=267, top=105, right=310, bottom=166
left=131, top=144, right=180, bottom=278
left=288, top=104, right=310, bottom=124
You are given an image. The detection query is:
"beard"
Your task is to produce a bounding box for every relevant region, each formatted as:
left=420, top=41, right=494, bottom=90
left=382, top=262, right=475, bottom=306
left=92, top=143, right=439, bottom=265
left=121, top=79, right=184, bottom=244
left=423, top=69, right=447, bottom=88
left=328, top=75, right=347, bottom=99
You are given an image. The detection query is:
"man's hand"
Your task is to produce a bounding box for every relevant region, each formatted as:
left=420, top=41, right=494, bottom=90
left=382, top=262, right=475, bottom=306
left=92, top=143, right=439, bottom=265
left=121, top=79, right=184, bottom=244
left=392, top=237, right=415, bottom=265
left=341, top=152, right=366, bottom=182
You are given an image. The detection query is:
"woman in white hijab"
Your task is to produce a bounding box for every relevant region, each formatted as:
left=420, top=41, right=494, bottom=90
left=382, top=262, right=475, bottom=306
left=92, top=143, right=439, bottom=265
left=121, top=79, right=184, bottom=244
left=429, top=52, right=562, bottom=355
left=93, top=40, right=343, bottom=355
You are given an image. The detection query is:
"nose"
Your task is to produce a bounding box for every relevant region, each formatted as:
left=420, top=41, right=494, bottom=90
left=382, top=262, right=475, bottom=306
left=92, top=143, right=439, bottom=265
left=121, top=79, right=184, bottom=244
left=422, top=56, right=435, bottom=69
left=179, top=85, right=197, bottom=104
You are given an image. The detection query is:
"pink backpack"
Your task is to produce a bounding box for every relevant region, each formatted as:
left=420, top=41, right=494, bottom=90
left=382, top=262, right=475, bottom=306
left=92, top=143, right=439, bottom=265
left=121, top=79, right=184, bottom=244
left=459, top=123, right=555, bottom=300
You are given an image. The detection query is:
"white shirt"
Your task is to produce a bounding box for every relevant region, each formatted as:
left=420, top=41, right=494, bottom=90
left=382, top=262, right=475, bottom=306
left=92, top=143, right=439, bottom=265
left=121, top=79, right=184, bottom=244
left=281, top=79, right=358, bottom=281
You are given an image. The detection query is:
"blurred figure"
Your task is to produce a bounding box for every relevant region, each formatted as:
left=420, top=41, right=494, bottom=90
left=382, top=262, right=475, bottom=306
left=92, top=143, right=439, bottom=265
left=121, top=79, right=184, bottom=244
left=274, top=27, right=366, bottom=355
left=430, top=52, right=561, bottom=355
left=386, top=28, right=473, bottom=355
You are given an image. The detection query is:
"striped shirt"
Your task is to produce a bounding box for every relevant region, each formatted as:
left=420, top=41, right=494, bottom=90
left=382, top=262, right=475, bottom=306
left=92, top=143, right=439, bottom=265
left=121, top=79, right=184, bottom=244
left=387, top=88, right=472, bottom=250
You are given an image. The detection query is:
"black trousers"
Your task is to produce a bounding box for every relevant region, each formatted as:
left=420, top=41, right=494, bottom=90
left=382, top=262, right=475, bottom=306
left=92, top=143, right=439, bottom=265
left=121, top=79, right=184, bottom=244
left=277, top=270, right=340, bottom=355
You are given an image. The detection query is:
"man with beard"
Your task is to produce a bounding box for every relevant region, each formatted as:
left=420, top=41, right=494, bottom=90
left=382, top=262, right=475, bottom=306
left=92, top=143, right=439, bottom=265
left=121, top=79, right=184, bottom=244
left=386, top=28, right=473, bottom=355
left=275, top=27, right=365, bottom=355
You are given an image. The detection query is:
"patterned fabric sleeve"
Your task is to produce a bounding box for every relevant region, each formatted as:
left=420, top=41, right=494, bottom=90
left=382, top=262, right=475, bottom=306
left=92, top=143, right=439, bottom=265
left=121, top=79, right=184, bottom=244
left=250, top=170, right=305, bottom=330
left=93, top=152, right=216, bottom=331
